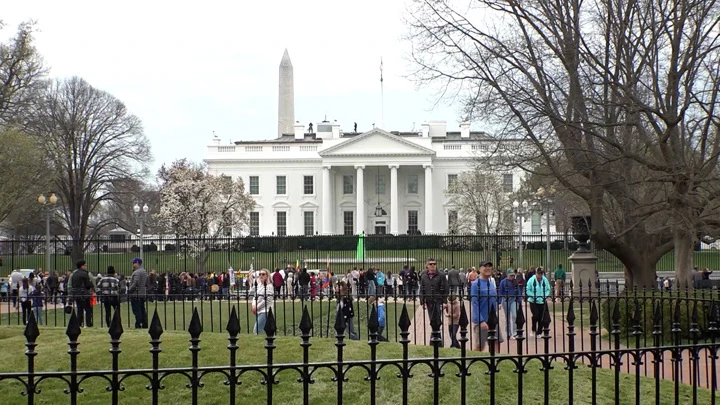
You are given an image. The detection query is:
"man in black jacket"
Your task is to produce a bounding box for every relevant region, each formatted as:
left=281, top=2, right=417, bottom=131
left=71, top=260, right=95, bottom=328
left=46, top=271, right=59, bottom=304
left=419, top=257, right=448, bottom=341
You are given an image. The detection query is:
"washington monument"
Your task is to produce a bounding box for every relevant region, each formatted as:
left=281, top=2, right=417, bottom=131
left=278, top=49, right=295, bottom=137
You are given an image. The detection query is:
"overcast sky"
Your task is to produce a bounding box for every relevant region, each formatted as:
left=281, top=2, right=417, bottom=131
left=4, top=0, right=464, bottom=172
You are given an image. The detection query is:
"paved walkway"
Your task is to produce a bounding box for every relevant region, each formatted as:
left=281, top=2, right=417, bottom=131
left=408, top=300, right=717, bottom=389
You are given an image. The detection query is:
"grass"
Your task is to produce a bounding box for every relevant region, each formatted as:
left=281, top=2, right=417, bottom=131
left=6, top=247, right=720, bottom=276
left=0, top=326, right=715, bottom=404
left=0, top=299, right=416, bottom=341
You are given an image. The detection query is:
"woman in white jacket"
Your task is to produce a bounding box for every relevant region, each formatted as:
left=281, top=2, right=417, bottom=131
left=252, top=269, right=275, bottom=335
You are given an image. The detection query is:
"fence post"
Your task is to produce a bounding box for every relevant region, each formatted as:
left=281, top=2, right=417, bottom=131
left=366, top=304, right=380, bottom=405
left=565, top=299, right=577, bottom=403
left=487, top=306, right=498, bottom=403
left=589, top=300, right=599, bottom=404
left=540, top=303, right=553, bottom=405
left=108, top=310, right=124, bottom=405
left=456, top=304, right=469, bottom=405
left=689, top=301, right=700, bottom=404
left=428, top=297, right=443, bottom=405
left=262, top=308, right=277, bottom=405
left=23, top=312, right=40, bottom=404
left=651, top=301, right=663, bottom=401
left=707, top=300, right=718, bottom=400
left=332, top=308, right=347, bottom=404
left=298, top=306, right=314, bottom=405
left=514, top=304, right=526, bottom=405
left=671, top=300, right=683, bottom=405
left=226, top=307, right=240, bottom=405
left=148, top=310, right=163, bottom=405
left=631, top=300, right=643, bottom=405
left=187, top=308, right=203, bottom=405
left=610, top=298, right=622, bottom=405
left=64, top=311, right=82, bottom=404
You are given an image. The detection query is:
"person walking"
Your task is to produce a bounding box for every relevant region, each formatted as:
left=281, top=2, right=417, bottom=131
left=553, top=264, right=566, bottom=302
left=448, top=266, right=462, bottom=296
left=129, top=257, right=149, bottom=329
left=471, top=261, right=504, bottom=351
left=46, top=271, right=59, bottom=304
left=445, top=294, right=461, bottom=348
left=19, top=278, right=34, bottom=325
left=9, top=268, right=23, bottom=308
left=30, top=284, right=44, bottom=324
left=71, top=260, right=95, bottom=328
left=98, top=266, right=120, bottom=327
left=526, top=267, right=551, bottom=337
left=419, top=257, right=449, bottom=343
left=272, top=268, right=284, bottom=298
left=252, top=269, right=274, bottom=335
left=498, top=269, right=521, bottom=339
left=337, top=281, right=359, bottom=340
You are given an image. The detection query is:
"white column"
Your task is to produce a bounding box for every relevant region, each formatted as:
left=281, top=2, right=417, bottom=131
left=424, top=164, right=434, bottom=234
left=322, top=165, right=332, bottom=234
left=389, top=165, right=399, bottom=234
left=355, top=165, right=365, bottom=235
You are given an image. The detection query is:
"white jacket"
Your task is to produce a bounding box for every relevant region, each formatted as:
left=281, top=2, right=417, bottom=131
left=253, top=283, right=275, bottom=315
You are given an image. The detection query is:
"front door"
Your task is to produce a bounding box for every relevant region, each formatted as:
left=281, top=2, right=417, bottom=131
left=374, top=220, right=387, bottom=235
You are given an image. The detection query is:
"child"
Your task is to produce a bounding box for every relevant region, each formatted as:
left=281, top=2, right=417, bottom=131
left=368, top=297, right=388, bottom=341
left=445, top=295, right=461, bottom=348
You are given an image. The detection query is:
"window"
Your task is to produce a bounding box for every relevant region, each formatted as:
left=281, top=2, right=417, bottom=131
left=249, top=176, right=259, bottom=195
left=408, top=210, right=419, bottom=233
left=448, top=210, right=458, bottom=232
left=407, top=174, right=418, bottom=194
left=304, top=211, right=315, bottom=236
left=276, top=176, right=286, bottom=195
left=531, top=211, right=541, bottom=233
left=109, top=234, right=126, bottom=243
left=447, top=174, right=458, bottom=189
left=343, top=175, right=354, bottom=194
left=249, top=212, right=260, bottom=236
left=376, top=175, right=386, bottom=194
left=303, top=175, right=314, bottom=195
left=343, top=211, right=354, bottom=235
left=276, top=211, right=287, bottom=236
left=503, top=173, right=514, bottom=193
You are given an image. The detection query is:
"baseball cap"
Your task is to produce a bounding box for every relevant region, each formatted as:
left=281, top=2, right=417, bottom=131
left=480, top=261, right=493, bottom=267
left=506, top=268, right=515, bottom=275
left=131, top=257, right=143, bottom=265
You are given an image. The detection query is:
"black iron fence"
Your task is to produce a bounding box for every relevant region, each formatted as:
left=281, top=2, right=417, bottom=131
left=2, top=234, right=719, bottom=275
left=0, top=288, right=718, bottom=404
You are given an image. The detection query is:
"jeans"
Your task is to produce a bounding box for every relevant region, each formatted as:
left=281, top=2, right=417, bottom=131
left=103, top=296, right=120, bottom=326
left=131, top=298, right=147, bottom=328
left=367, top=282, right=376, bottom=297
left=502, top=298, right=517, bottom=338
left=21, top=301, right=32, bottom=324
left=448, top=324, right=460, bottom=348
left=254, top=312, right=267, bottom=335
left=222, top=287, right=229, bottom=299
left=75, top=297, right=93, bottom=327
left=33, top=306, right=42, bottom=324
left=300, top=286, right=309, bottom=299
left=346, top=317, right=359, bottom=340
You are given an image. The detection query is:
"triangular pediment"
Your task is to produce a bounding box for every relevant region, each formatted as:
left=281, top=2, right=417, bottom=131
left=320, top=129, right=435, bottom=156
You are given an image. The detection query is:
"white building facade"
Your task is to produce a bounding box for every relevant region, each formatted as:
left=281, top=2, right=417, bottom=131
left=204, top=121, right=552, bottom=236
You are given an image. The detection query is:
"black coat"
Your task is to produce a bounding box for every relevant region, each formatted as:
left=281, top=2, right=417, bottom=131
left=419, top=272, right=448, bottom=306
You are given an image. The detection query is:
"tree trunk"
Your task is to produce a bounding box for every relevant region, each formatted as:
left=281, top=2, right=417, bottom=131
left=673, top=228, right=694, bottom=290
left=71, top=238, right=84, bottom=266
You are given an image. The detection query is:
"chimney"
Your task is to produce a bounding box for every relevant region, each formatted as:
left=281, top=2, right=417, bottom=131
left=421, top=122, right=430, bottom=138
left=294, top=121, right=305, bottom=140
left=331, top=120, right=341, bottom=138
left=460, top=121, right=470, bottom=138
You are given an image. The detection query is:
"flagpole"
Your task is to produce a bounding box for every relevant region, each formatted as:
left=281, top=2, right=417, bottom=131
left=380, top=57, right=385, bottom=129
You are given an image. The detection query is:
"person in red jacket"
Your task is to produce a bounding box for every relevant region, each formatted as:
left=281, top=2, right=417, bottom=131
left=272, top=268, right=284, bottom=298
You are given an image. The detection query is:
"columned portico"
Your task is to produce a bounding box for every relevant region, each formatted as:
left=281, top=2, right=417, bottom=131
left=355, top=165, right=365, bottom=234
left=321, top=165, right=333, bottom=234
left=389, top=165, right=399, bottom=234
left=424, top=164, right=433, bottom=234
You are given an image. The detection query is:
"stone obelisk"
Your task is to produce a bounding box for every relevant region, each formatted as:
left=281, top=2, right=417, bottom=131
left=278, top=49, right=295, bottom=137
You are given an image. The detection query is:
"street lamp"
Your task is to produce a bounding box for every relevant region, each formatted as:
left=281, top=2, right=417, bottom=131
left=133, top=203, right=150, bottom=261
left=512, top=200, right=529, bottom=268
left=535, top=187, right=555, bottom=271
left=38, top=193, right=58, bottom=275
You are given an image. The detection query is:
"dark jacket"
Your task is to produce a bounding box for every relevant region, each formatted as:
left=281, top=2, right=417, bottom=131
left=419, top=271, right=448, bottom=306
left=70, top=269, right=94, bottom=297
left=341, top=297, right=355, bottom=319
left=298, top=271, right=311, bottom=286
left=46, top=274, right=59, bottom=290
left=447, top=268, right=462, bottom=287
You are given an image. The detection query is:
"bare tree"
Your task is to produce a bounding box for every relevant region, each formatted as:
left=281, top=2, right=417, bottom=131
left=446, top=166, right=513, bottom=234
left=98, top=178, right=162, bottom=235
left=27, top=77, right=150, bottom=263
left=406, top=0, right=720, bottom=288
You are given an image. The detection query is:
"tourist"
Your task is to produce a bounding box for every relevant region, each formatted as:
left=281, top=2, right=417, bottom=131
left=466, top=267, right=478, bottom=298
left=272, top=268, right=284, bottom=298
left=0, top=278, right=7, bottom=302
left=498, top=269, right=521, bottom=339
left=445, top=294, right=461, bottom=348
left=19, top=278, right=34, bottom=325
left=98, top=266, right=120, bottom=327
left=420, top=257, right=449, bottom=342
left=337, top=281, right=359, bottom=340
left=45, top=271, right=59, bottom=304
left=369, top=296, right=387, bottom=341
left=71, top=260, right=95, bottom=328
left=252, top=269, right=274, bottom=335
left=297, top=268, right=311, bottom=299
left=9, top=268, right=23, bottom=308
left=375, top=267, right=385, bottom=297
left=553, top=264, right=566, bottom=301
left=471, top=261, right=503, bottom=351
left=30, top=284, right=44, bottom=324
left=448, top=265, right=462, bottom=296
left=526, top=267, right=551, bottom=337
left=366, top=266, right=377, bottom=298
left=129, top=257, right=149, bottom=329
left=407, top=266, right=419, bottom=298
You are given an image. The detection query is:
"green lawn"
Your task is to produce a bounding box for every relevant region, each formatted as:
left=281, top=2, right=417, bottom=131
left=5, top=247, right=720, bottom=276
left=0, top=326, right=714, bottom=404
left=0, top=299, right=416, bottom=341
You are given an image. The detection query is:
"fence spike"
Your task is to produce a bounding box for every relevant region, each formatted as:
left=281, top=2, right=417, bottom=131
left=652, top=301, right=662, bottom=326
left=566, top=299, right=576, bottom=326
left=368, top=304, right=379, bottom=334
left=24, top=311, right=40, bottom=343
left=458, top=302, right=469, bottom=329
left=590, top=300, right=599, bottom=325
left=673, top=300, right=682, bottom=324
left=188, top=308, right=203, bottom=339
left=109, top=308, right=124, bottom=341
left=516, top=304, right=525, bottom=329
left=264, top=308, right=277, bottom=337
left=611, top=299, right=621, bottom=324
left=398, top=304, right=412, bottom=332
left=542, top=302, right=552, bottom=328
left=148, top=310, right=162, bottom=341
left=226, top=307, right=240, bottom=337
left=429, top=303, right=443, bottom=332
left=66, top=310, right=82, bottom=342
left=691, top=301, right=699, bottom=324
left=632, top=301, right=642, bottom=325
left=334, top=305, right=346, bottom=335
left=300, top=305, right=313, bottom=335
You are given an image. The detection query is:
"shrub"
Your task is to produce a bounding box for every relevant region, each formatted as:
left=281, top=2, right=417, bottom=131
left=130, top=245, right=140, bottom=253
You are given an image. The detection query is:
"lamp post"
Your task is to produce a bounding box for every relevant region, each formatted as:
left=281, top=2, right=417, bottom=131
left=133, top=203, right=150, bottom=261
left=512, top=200, right=529, bottom=268
left=37, top=193, right=58, bottom=275
left=535, top=187, right=555, bottom=272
